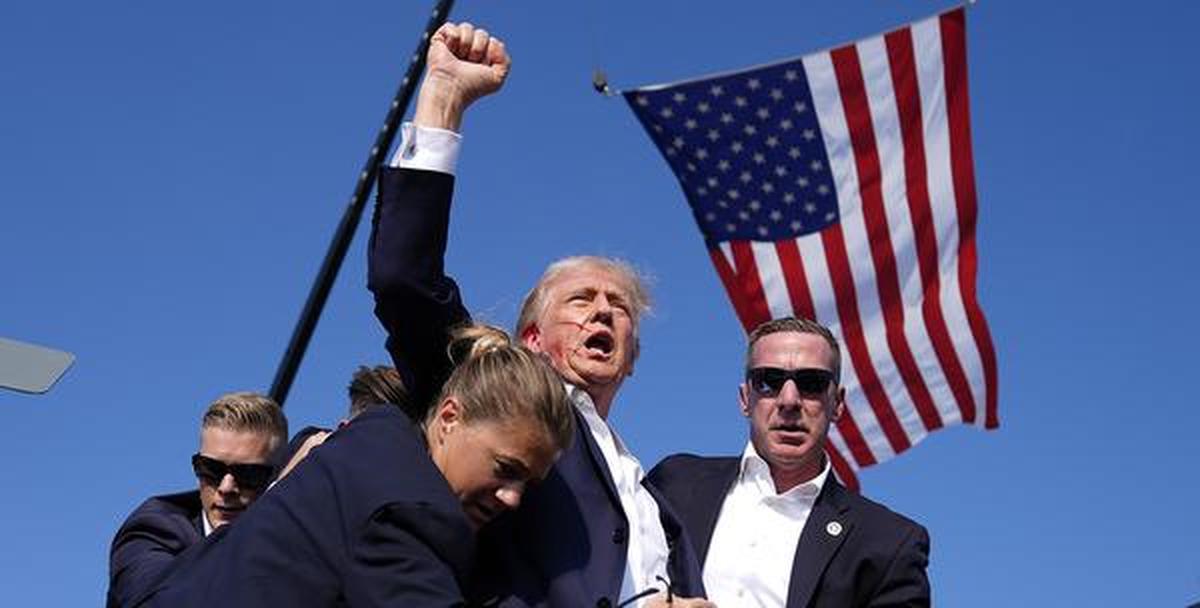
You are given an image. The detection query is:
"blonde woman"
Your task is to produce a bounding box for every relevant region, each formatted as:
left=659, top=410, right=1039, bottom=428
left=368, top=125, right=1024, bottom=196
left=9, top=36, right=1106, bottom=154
left=139, top=324, right=574, bottom=607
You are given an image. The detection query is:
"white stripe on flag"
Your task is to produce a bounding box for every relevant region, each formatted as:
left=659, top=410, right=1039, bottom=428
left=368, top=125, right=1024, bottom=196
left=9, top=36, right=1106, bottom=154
left=794, top=232, right=893, bottom=465
left=809, top=48, right=932, bottom=451
left=913, top=16, right=990, bottom=426
left=750, top=240, right=796, bottom=321
left=858, top=33, right=963, bottom=428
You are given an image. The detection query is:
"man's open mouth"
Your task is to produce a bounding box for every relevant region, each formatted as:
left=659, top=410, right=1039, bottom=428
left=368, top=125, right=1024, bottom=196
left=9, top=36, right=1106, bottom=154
left=583, top=332, right=614, bottom=356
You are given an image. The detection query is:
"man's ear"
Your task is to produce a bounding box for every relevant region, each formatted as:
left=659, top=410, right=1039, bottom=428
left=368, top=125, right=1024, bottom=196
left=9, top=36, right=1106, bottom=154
left=738, top=383, right=752, bottom=417
left=830, top=386, right=847, bottom=422
left=521, top=323, right=542, bottom=353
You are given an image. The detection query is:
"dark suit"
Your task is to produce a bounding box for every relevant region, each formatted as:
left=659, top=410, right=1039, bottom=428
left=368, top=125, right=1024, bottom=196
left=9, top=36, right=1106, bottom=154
left=138, top=405, right=475, bottom=607
left=648, top=454, right=930, bottom=608
left=369, top=167, right=705, bottom=607
left=107, top=490, right=203, bottom=608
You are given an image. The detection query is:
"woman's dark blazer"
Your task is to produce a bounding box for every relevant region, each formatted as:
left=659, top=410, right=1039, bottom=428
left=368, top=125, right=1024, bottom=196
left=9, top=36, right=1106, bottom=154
left=137, top=406, right=475, bottom=607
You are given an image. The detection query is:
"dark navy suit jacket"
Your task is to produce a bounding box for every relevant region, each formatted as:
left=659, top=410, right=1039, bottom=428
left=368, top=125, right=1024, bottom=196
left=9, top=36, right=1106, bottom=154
left=137, top=406, right=475, bottom=607
left=648, top=454, right=931, bottom=608
left=107, top=490, right=203, bottom=608
left=369, top=167, right=705, bottom=608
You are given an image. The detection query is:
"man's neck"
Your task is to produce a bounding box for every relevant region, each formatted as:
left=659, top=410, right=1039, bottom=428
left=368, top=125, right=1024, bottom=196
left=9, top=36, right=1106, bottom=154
left=769, top=455, right=826, bottom=494
left=581, top=383, right=619, bottom=419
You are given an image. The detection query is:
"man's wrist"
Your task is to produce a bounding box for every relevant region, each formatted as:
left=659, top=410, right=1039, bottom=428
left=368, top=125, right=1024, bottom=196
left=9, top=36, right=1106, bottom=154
left=412, top=75, right=466, bottom=132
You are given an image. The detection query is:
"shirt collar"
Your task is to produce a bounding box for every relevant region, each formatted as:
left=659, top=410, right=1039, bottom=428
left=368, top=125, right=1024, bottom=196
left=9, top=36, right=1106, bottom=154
left=567, top=383, right=631, bottom=457
left=738, top=441, right=830, bottom=501
left=201, top=509, right=214, bottom=537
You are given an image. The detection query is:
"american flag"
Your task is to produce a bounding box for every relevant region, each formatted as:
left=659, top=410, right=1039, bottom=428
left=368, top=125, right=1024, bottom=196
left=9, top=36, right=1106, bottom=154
left=624, top=7, right=997, bottom=489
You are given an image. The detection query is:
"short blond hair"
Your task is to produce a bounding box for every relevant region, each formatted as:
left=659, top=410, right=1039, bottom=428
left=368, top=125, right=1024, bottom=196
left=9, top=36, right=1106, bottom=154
left=746, top=317, right=842, bottom=382
left=201, top=392, right=288, bottom=451
left=430, top=323, right=574, bottom=452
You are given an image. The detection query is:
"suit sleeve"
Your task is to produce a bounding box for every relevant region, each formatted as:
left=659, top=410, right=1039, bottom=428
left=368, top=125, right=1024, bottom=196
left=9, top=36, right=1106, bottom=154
left=368, top=167, right=471, bottom=414
left=107, top=509, right=197, bottom=608
left=866, top=524, right=931, bottom=608
left=343, top=502, right=474, bottom=607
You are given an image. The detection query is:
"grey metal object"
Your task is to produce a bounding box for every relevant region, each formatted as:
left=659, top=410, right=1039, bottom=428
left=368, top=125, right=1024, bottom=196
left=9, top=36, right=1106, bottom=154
left=0, top=337, right=74, bottom=394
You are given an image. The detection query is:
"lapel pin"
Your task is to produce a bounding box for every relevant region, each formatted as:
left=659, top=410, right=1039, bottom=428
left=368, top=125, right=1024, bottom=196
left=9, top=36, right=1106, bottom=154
left=825, top=521, right=843, bottom=537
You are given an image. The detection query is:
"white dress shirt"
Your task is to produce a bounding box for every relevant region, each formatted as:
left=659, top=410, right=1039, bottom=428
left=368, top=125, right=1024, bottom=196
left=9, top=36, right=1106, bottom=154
left=569, top=385, right=672, bottom=607
left=201, top=510, right=214, bottom=537
left=703, top=442, right=831, bottom=608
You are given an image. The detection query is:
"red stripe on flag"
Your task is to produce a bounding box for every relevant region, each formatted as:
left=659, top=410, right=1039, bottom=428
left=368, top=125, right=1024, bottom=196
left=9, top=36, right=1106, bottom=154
left=884, top=26, right=976, bottom=426
left=709, top=247, right=759, bottom=331
left=941, top=9, right=999, bottom=428
left=830, top=45, right=943, bottom=433
left=773, top=240, right=817, bottom=318
left=825, top=443, right=860, bottom=492
left=819, top=226, right=911, bottom=454
left=729, top=241, right=773, bottom=330
left=776, top=239, right=877, bottom=467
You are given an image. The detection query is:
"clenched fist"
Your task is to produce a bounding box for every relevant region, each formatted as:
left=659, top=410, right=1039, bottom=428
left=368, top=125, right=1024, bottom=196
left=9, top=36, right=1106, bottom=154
left=414, top=22, right=511, bottom=131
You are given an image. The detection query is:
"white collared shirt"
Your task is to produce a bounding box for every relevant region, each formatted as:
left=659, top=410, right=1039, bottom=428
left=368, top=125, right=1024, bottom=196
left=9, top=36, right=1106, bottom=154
left=201, top=510, right=214, bottom=537
left=703, top=442, right=830, bottom=607
left=570, top=385, right=672, bottom=607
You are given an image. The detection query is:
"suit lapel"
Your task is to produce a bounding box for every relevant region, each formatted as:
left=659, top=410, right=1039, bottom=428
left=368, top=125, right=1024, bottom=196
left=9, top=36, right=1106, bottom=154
left=786, top=478, right=853, bottom=608
left=574, top=410, right=622, bottom=506
left=690, top=459, right=740, bottom=565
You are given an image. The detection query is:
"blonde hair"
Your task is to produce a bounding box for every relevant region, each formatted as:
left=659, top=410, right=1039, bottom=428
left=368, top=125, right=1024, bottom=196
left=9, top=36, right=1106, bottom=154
left=201, top=392, right=288, bottom=451
left=515, top=256, right=651, bottom=348
left=430, top=323, right=574, bottom=451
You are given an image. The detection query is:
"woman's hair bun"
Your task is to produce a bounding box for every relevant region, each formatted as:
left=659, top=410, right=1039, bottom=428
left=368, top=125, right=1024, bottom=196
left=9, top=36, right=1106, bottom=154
left=446, top=323, right=513, bottom=366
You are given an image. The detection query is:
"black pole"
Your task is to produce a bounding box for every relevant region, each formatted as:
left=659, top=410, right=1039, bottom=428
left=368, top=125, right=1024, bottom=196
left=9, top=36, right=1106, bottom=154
left=269, top=0, right=456, bottom=406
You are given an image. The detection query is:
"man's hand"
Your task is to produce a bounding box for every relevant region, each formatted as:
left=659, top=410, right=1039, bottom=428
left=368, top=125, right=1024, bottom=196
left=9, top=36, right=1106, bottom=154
left=645, top=594, right=717, bottom=608
left=413, top=22, right=511, bottom=132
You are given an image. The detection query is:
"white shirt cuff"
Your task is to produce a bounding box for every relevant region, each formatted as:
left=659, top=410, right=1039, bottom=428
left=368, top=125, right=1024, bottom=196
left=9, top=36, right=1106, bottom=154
left=388, top=123, right=462, bottom=175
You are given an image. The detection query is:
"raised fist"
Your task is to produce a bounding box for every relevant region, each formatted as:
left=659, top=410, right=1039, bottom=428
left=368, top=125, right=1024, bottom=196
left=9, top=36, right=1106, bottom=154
left=414, top=22, right=511, bottom=131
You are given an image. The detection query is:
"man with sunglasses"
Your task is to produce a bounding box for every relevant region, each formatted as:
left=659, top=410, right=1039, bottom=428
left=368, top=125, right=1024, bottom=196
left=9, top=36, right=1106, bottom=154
left=107, top=392, right=287, bottom=608
left=648, top=317, right=930, bottom=607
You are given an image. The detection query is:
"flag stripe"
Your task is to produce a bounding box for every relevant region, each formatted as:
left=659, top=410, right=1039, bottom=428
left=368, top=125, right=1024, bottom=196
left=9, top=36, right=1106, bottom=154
left=940, top=9, right=999, bottom=428
left=730, top=241, right=773, bottom=329
left=803, top=52, right=901, bottom=465
left=709, top=246, right=759, bottom=331
left=774, top=240, right=817, bottom=320
left=761, top=239, right=879, bottom=467
left=793, top=234, right=883, bottom=466
left=831, top=43, right=945, bottom=435
left=751, top=241, right=799, bottom=321
left=824, top=443, right=859, bottom=491
left=820, top=227, right=911, bottom=454
left=912, top=14, right=988, bottom=427
left=857, top=34, right=963, bottom=429
left=883, top=26, right=977, bottom=427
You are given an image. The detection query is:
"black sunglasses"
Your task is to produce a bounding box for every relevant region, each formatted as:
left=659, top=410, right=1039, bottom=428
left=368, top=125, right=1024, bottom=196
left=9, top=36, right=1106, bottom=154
left=746, top=367, right=835, bottom=397
left=191, top=454, right=275, bottom=491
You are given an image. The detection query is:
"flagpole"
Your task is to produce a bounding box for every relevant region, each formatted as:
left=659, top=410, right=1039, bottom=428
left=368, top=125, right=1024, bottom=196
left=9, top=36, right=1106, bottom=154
left=268, top=0, right=456, bottom=407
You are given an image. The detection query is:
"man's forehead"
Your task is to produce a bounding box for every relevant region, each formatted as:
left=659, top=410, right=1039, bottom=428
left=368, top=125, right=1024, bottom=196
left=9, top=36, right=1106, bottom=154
left=546, top=265, right=632, bottom=296
left=199, top=426, right=274, bottom=458
left=751, top=331, right=834, bottom=366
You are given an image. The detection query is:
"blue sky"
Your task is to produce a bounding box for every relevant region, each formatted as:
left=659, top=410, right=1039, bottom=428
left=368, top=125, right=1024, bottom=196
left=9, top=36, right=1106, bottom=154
left=2, top=1, right=1198, bottom=605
